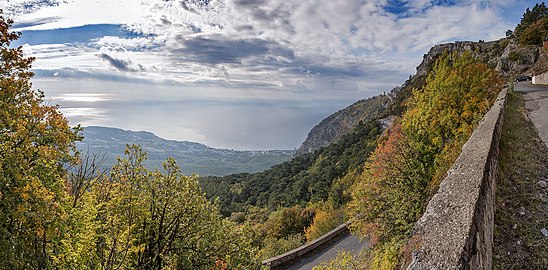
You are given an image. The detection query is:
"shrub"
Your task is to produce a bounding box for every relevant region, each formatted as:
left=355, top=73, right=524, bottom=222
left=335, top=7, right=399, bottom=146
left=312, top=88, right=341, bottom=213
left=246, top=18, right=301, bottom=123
left=305, top=209, right=343, bottom=242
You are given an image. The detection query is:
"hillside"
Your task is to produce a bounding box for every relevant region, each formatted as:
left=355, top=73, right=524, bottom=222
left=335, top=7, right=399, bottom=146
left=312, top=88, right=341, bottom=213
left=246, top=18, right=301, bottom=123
left=296, top=95, right=392, bottom=155
left=77, top=126, right=294, bottom=176
left=201, top=119, right=383, bottom=216
left=297, top=37, right=548, bottom=159
left=200, top=25, right=548, bottom=266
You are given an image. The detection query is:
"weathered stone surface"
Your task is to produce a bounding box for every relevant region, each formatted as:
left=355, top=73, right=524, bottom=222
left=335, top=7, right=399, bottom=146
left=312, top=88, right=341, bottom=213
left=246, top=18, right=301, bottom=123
left=416, top=39, right=539, bottom=79
left=496, top=40, right=539, bottom=76
left=407, top=88, right=507, bottom=270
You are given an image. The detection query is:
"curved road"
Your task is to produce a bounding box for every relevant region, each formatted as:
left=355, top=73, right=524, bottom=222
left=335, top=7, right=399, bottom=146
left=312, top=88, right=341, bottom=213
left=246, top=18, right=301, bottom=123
left=286, top=234, right=368, bottom=270
left=514, top=81, right=548, bottom=145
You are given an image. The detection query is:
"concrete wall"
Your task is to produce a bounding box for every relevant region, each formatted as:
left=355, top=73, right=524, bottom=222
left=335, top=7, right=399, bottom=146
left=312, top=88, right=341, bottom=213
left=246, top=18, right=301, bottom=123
left=407, top=87, right=508, bottom=270
left=533, top=71, right=548, bottom=85
left=262, top=221, right=351, bottom=269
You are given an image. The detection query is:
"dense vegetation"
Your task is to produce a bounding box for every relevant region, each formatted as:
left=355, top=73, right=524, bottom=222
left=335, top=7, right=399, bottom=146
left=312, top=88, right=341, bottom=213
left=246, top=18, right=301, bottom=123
left=0, top=12, right=80, bottom=267
left=515, top=2, right=548, bottom=46
left=0, top=12, right=258, bottom=269
left=315, top=52, right=503, bottom=269
left=200, top=114, right=384, bottom=259
left=4, top=2, right=542, bottom=268
left=201, top=120, right=382, bottom=215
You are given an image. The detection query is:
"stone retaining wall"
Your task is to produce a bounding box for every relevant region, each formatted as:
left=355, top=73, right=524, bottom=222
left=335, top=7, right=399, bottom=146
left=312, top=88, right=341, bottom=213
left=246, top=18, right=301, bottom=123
left=533, top=71, right=548, bottom=85
left=407, top=87, right=508, bottom=269
left=262, top=221, right=351, bottom=269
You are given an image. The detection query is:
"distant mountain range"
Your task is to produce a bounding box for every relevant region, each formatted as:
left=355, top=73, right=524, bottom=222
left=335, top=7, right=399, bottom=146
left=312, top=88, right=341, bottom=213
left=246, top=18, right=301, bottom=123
left=76, top=126, right=295, bottom=176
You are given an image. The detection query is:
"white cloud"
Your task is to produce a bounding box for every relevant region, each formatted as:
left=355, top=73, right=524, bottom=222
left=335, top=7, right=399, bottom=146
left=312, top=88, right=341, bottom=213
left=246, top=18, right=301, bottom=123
left=9, top=0, right=516, bottom=91
left=3, top=0, right=527, bottom=149
left=6, top=0, right=149, bottom=31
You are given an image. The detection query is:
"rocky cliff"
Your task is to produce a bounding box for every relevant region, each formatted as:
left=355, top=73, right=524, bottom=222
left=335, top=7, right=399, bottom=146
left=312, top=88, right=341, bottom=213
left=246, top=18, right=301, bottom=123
left=417, top=38, right=542, bottom=78
left=296, top=94, right=391, bottom=155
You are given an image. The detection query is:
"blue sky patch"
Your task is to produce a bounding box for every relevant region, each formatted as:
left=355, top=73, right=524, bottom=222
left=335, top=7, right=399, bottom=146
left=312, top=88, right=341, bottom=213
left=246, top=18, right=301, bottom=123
left=384, top=0, right=410, bottom=17
left=13, top=24, right=143, bottom=46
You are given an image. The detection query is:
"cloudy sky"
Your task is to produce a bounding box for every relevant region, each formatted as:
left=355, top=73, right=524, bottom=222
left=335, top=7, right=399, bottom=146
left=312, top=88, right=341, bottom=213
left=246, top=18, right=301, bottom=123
left=1, top=0, right=533, bottom=150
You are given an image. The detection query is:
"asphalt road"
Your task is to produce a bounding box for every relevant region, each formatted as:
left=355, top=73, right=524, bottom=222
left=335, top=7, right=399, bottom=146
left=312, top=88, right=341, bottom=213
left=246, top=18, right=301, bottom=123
left=286, top=234, right=368, bottom=270
left=514, top=81, right=548, bottom=146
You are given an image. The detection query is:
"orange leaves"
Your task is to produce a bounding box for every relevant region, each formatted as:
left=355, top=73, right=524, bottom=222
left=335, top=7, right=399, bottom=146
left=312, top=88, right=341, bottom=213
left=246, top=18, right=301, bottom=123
left=0, top=10, right=79, bottom=267
left=304, top=209, right=342, bottom=242
left=349, top=52, right=504, bottom=251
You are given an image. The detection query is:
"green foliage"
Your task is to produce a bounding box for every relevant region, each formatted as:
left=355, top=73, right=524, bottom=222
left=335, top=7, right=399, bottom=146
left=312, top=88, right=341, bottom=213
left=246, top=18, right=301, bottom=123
left=348, top=52, right=503, bottom=268
left=0, top=10, right=80, bottom=268
left=305, top=209, right=343, bottom=242
left=508, top=50, right=520, bottom=61
left=514, top=2, right=548, bottom=40
left=368, top=237, right=406, bottom=270
left=258, top=234, right=304, bottom=260
left=388, top=75, right=427, bottom=117
left=519, top=17, right=548, bottom=46
left=58, top=145, right=260, bottom=269
left=262, top=206, right=315, bottom=240
left=201, top=120, right=382, bottom=216
left=312, top=249, right=368, bottom=270
left=230, top=211, right=246, bottom=224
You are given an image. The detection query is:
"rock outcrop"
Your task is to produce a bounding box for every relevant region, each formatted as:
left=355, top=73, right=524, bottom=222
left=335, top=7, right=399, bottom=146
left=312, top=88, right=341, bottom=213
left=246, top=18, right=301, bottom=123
left=417, top=38, right=540, bottom=78
left=296, top=94, right=391, bottom=155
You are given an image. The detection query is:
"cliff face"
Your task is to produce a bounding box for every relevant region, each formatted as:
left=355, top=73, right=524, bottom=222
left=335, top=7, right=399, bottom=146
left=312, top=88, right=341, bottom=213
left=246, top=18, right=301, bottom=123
left=417, top=38, right=540, bottom=78
left=296, top=94, right=391, bottom=155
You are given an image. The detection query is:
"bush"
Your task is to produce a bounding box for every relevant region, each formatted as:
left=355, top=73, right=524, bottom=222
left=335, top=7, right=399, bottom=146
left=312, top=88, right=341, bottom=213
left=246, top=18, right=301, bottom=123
left=313, top=249, right=369, bottom=270
left=508, top=50, right=520, bottom=61
left=305, top=209, right=343, bottom=242
left=259, top=234, right=304, bottom=260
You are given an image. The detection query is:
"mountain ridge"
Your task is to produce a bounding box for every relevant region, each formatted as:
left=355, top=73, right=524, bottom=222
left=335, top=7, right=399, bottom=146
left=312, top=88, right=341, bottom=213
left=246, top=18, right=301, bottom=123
left=77, top=126, right=295, bottom=176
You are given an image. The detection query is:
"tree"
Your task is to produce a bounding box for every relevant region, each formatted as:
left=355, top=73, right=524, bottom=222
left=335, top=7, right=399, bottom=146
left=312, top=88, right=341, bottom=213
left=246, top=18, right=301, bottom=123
left=515, top=2, right=548, bottom=39
left=304, top=209, right=343, bottom=242
left=74, top=145, right=260, bottom=269
left=519, top=17, right=548, bottom=46
left=0, top=10, right=80, bottom=268
left=347, top=52, right=503, bottom=268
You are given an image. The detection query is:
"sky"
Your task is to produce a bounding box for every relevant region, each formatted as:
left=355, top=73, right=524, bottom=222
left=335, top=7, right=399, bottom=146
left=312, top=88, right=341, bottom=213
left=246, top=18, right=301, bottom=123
left=0, top=0, right=536, bottom=150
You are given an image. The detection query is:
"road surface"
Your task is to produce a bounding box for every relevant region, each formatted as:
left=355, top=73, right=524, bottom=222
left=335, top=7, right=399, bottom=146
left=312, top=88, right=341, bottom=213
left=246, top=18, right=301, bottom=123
left=514, top=81, right=548, bottom=146
left=286, top=234, right=368, bottom=270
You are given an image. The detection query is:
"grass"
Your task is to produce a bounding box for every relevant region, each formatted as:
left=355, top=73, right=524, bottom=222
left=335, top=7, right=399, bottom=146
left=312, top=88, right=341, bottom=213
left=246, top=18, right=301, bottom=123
left=493, top=89, right=548, bottom=269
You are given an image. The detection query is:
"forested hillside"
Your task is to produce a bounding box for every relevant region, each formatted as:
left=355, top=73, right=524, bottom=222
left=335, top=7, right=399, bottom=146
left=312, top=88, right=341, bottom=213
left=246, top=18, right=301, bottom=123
left=344, top=52, right=503, bottom=268
left=201, top=119, right=383, bottom=216
left=296, top=95, right=391, bottom=155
